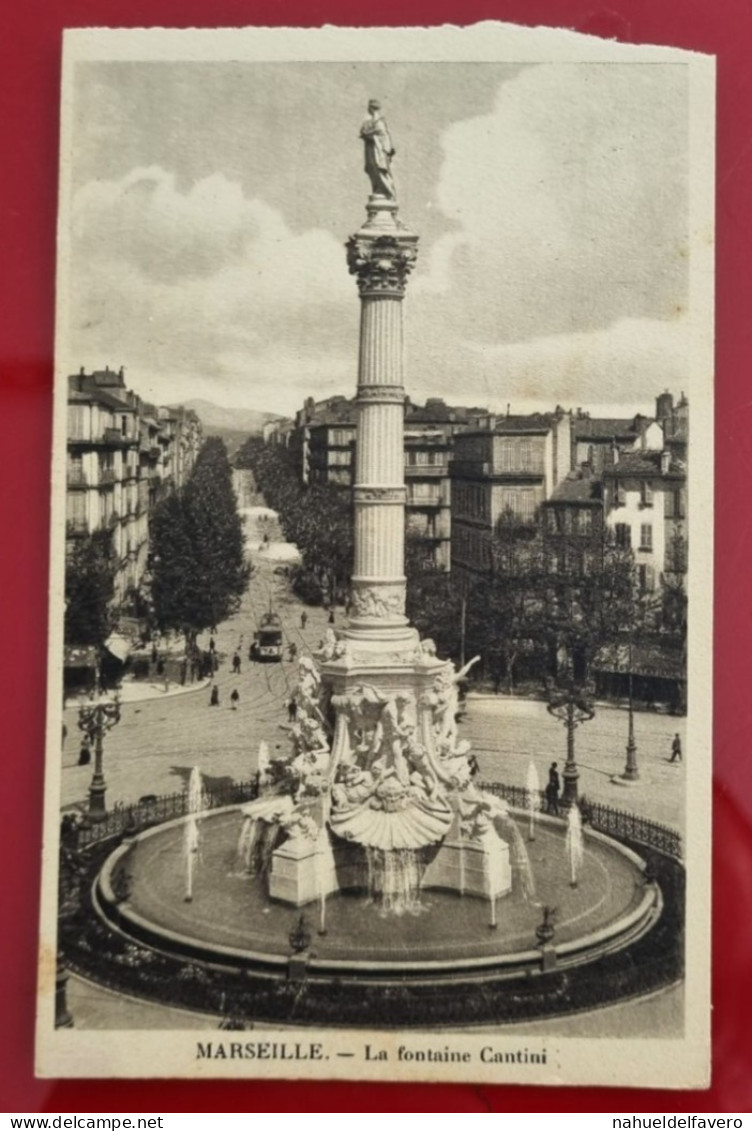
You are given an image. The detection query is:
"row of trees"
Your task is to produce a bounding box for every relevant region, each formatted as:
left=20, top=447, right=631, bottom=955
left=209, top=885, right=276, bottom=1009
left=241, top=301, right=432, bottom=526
left=237, top=437, right=353, bottom=606
left=149, top=437, right=249, bottom=649
left=65, top=437, right=249, bottom=658
left=408, top=514, right=686, bottom=698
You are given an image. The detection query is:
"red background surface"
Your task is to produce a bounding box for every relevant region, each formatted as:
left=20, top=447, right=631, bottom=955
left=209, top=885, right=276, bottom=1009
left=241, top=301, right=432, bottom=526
left=1, top=0, right=750, bottom=1113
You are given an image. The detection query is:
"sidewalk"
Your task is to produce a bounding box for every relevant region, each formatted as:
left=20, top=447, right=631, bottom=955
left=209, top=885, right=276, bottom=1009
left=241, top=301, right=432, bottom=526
left=65, top=675, right=211, bottom=709
left=66, top=971, right=682, bottom=1037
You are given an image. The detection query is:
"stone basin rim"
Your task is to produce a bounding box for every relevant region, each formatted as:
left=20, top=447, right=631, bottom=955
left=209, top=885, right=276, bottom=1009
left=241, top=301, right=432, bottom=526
left=94, top=803, right=659, bottom=978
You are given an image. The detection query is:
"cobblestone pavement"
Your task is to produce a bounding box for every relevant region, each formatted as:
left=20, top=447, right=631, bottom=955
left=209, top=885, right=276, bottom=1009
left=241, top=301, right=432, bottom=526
left=60, top=505, right=686, bottom=835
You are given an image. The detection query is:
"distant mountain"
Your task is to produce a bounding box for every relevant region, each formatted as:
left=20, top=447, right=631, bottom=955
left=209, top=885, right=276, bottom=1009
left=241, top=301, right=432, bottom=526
left=176, top=399, right=282, bottom=435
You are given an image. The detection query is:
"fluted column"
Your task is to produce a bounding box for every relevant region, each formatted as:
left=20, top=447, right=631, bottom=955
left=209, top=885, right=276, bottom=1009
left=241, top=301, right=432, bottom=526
left=344, top=197, right=418, bottom=640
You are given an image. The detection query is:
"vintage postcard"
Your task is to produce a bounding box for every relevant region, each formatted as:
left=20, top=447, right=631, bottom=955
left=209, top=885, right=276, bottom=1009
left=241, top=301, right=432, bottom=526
left=37, top=23, right=714, bottom=1086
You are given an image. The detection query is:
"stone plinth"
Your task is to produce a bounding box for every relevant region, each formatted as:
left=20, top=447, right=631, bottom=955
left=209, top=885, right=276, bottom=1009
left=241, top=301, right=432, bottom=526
left=422, top=833, right=512, bottom=900
left=270, top=824, right=511, bottom=907
left=269, top=835, right=338, bottom=907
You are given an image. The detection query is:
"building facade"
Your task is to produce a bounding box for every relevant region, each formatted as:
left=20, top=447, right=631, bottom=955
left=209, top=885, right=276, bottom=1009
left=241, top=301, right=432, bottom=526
left=66, top=367, right=202, bottom=608
left=450, top=411, right=571, bottom=579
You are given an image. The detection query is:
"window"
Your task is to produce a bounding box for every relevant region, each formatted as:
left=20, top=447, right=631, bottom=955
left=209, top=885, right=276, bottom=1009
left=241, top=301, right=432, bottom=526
left=66, top=492, right=86, bottom=524
left=640, top=481, right=654, bottom=507
left=580, top=509, right=593, bottom=534
left=500, top=442, right=514, bottom=472
left=640, top=524, right=653, bottom=551
left=121, top=415, right=128, bottom=437
left=615, top=483, right=627, bottom=507
left=67, top=404, right=87, bottom=440
left=520, top=489, right=536, bottom=522
left=519, top=440, right=533, bottom=471
left=501, top=489, right=519, bottom=517
left=637, top=564, right=656, bottom=592
left=615, top=523, right=631, bottom=549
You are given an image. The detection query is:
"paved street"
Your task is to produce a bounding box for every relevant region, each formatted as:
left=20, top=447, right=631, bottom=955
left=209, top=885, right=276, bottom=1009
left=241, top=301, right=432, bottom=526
left=466, top=696, right=685, bottom=832
left=61, top=501, right=685, bottom=833
left=61, top=506, right=335, bottom=810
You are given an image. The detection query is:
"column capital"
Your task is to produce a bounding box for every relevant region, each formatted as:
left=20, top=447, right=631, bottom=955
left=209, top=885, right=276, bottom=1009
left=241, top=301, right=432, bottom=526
left=346, top=232, right=419, bottom=298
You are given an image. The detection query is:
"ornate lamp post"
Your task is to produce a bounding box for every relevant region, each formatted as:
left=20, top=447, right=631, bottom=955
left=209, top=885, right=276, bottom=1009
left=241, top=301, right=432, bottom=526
left=77, top=691, right=121, bottom=819
left=546, top=676, right=595, bottom=808
left=622, top=636, right=639, bottom=780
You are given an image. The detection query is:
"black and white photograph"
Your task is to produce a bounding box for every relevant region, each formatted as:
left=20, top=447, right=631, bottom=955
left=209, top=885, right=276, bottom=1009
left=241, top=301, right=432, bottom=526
left=38, top=23, right=714, bottom=1086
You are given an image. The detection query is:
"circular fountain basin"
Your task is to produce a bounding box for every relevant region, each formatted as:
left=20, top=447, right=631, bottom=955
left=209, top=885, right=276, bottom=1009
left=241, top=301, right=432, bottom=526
left=96, top=806, right=658, bottom=980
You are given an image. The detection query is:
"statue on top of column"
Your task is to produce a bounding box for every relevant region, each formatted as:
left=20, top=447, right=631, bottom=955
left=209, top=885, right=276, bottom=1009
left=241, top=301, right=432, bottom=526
left=360, top=99, right=396, bottom=200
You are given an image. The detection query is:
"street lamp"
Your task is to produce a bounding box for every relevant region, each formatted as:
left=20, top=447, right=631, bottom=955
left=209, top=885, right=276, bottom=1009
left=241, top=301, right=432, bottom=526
left=77, top=691, right=121, bottom=819
left=622, top=636, right=639, bottom=781
left=546, top=675, right=595, bottom=808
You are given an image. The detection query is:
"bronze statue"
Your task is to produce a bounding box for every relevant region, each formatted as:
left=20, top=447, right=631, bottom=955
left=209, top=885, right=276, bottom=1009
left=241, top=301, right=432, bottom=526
left=360, top=99, right=396, bottom=200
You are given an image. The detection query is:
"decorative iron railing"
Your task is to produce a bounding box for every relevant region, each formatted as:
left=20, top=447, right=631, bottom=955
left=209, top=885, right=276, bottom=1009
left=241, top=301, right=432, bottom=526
left=479, top=780, right=682, bottom=860
left=73, top=778, right=260, bottom=850
left=68, top=776, right=681, bottom=861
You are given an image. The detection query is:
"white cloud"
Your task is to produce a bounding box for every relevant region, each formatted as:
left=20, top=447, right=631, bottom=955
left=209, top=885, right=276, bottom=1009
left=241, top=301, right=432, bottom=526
left=458, top=315, right=690, bottom=414
left=65, top=167, right=354, bottom=410
left=416, top=63, right=688, bottom=344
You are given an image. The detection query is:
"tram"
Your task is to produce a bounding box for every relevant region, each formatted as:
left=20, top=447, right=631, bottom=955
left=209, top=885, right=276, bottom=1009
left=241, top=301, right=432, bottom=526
left=250, top=611, right=283, bottom=663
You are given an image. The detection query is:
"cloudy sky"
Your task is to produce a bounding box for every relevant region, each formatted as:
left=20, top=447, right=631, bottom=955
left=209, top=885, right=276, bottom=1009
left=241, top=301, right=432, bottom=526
left=63, top=58, right=689, bottom=417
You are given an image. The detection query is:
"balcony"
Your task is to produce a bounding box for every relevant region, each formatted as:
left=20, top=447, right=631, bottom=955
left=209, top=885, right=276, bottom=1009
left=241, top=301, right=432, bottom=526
left=406, top=494, right=444, bottom=509
left=404, top=463, right=446, bottom=478
left=97, top=427, right=135, bottom=447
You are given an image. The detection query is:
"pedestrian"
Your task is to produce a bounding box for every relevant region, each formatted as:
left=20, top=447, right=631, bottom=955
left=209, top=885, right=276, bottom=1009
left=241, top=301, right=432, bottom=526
left=328, top=609, right=335, bottom=625
left=232, top=651, right=241, bottom=674
left=78, top=737, right=91, bottom=766
left=210, top=684, right=220, bottom=707
left=670, top=733, right=682, bottom=763
left=546, top=761, right=561, bottom=815
left=209, top=636, right=216, bottom=654
left=180, top=660, right=187, bottom=686
left=468, top=753, right=480, bottom=778
left=287, top=697, right=297, bottom=723
left=288, top=642, right=298, bottom=662
left=151, top=643, right=158, bottom=665
left=301, top=611, right=308, bottom=630
left=230, top=688, right=240, bottom=711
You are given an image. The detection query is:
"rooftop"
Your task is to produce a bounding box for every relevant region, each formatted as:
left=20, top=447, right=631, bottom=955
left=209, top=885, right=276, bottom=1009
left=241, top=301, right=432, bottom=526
left=547, top=470, right=602, bottom=504
left=572, top=415, right=647, bottom=441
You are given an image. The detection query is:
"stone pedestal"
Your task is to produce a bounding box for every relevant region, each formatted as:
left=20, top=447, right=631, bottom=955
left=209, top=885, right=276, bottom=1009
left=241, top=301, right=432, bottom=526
left=422, top=833, right=512, bottom=900
left=269, top=835, right=338, bottom=907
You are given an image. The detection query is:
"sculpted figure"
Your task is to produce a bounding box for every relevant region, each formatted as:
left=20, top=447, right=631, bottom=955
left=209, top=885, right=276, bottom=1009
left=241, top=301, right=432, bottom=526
left=369, top=692, right=415, bottom=786
left=296, top=655, right=322, bottom=717
left=360, top=99, right=396, bottom=200
left=314, top=628, right=338, bottom=662
left=427, top=656, right=481, bottom=747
